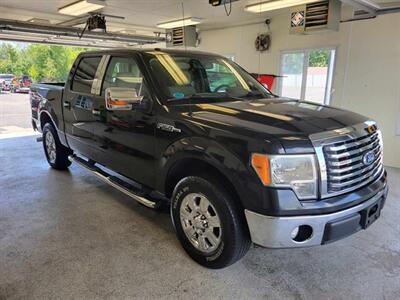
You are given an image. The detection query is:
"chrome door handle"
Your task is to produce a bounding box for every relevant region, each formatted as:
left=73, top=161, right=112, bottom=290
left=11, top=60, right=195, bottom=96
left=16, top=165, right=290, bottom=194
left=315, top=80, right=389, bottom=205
left=63, top=101, right=71, bottom=109
left=92, top=109, right=100, bottom=116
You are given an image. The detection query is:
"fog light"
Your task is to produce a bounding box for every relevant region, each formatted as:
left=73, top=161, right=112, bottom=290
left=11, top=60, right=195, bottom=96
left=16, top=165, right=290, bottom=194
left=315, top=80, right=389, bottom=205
left=291, top=225, right=313, bottom=242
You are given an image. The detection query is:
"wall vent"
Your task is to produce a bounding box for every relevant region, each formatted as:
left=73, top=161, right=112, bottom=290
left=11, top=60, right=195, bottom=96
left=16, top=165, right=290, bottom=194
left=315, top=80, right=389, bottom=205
left=290, top=0, right=341, bottom=34
left=166, top=25, right=197, bottom=47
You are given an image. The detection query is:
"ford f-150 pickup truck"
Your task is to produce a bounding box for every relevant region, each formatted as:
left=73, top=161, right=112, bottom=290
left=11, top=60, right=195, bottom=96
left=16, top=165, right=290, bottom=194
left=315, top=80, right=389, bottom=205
left=30, top=49, right=388, bottom=269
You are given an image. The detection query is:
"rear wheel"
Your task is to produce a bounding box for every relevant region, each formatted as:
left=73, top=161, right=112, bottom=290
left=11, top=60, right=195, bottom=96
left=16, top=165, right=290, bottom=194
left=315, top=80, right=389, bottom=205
left=171, top=176, right=251, bottom=269
left=42, top=123, right=72, bottom=170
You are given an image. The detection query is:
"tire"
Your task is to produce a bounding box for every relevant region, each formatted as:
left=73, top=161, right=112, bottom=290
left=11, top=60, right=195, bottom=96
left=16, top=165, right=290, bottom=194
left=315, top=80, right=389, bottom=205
left=42, top=123, right=72, bottom=170
left=171, top=176, right=251, bottom=269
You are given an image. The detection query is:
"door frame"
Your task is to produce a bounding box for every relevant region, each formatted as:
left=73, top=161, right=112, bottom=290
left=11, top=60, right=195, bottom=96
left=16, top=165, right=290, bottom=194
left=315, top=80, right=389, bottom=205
left=278, top=46, right=337, bottom=105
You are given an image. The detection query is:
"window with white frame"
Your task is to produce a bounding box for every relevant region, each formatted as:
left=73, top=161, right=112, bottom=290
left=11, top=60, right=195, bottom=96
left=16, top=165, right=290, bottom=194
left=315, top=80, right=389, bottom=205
left=279, top=48, right=336, bottom=105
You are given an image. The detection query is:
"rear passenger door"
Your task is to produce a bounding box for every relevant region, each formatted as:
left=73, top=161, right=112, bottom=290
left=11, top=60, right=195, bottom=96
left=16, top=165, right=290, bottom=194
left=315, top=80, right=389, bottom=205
left=91, top=55, right=157, bottom=187
left=63, top=55, right=103, bottom=157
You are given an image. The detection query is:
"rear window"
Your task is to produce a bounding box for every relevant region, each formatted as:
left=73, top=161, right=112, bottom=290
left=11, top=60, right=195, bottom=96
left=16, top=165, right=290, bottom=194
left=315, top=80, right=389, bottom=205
left=71, top=56, right=101, bottom=94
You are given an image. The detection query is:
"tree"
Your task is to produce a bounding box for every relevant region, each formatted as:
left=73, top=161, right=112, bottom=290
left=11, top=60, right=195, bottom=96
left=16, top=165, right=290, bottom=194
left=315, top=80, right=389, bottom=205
left=0, top=42, right=90, bottom=82
left=308, top=50, right=329, bottom=67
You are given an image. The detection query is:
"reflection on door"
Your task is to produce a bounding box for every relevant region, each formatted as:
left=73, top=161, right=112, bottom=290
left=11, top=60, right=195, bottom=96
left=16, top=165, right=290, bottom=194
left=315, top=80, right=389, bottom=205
left=279, top=48, right=335, bottom=105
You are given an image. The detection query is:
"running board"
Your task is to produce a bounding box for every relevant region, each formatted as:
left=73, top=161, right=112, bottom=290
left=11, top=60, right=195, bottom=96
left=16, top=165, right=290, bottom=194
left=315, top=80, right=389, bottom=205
left=68, top=154, right=158, bottom=209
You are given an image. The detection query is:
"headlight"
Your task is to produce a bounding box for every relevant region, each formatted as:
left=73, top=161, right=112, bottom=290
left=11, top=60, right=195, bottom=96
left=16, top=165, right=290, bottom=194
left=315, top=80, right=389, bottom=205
left=251, top=153, right=318, bottom=200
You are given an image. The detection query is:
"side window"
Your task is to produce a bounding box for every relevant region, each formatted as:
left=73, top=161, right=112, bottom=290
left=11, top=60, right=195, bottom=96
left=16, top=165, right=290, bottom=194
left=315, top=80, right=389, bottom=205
left=71, top=56, right=102, bottom=94
left=102, top=57, right=146, bottom=96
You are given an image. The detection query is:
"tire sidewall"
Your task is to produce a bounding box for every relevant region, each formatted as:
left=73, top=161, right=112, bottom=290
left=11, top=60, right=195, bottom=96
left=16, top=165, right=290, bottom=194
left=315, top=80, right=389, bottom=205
left=43, top=124, right=57, bottom=167
left=42, top=123, right=71, bottom=169
left=171, top=177, right=242, bottom=268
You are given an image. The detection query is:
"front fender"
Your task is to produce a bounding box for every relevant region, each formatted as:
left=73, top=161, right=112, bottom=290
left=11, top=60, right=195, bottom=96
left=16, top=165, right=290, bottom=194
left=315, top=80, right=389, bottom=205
left=157, top=136, right=251, bottom=204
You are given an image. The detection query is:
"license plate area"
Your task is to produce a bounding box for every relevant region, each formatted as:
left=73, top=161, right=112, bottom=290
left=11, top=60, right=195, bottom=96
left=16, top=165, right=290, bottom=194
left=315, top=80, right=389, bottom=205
left=359, top=198, right=383, bottom=229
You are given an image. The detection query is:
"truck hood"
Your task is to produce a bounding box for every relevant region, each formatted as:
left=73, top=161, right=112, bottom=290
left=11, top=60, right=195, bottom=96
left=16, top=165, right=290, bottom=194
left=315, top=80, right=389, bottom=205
left=169, top=98, right=369, bottom=153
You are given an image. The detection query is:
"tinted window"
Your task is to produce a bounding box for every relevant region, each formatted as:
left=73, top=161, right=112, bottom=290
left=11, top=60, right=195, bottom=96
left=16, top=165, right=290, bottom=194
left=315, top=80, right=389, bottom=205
left=71, top=56, right=101, bottom=94
left=102, top=56, right=146, bottom=96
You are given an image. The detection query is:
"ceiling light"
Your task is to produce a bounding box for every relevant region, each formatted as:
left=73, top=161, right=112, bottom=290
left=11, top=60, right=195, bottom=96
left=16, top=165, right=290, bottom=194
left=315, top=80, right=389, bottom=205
left=156, top=17, right=201, bottom=29
left=58, top=0, right=105, bottom=16
left=26, top=18, right=51, bottom=24
left=245, top=0, right=318, bottom=13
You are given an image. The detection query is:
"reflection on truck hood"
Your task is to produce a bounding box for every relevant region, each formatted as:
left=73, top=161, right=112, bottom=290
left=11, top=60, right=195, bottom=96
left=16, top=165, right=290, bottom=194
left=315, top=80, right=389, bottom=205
left=169, top=98, right=369, bottom=153
left=172, top=98, right=367, bottom=135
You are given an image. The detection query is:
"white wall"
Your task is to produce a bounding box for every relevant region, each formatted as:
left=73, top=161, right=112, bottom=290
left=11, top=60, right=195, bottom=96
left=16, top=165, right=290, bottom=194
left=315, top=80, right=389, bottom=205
left=198, top=13, right=400, bottom=168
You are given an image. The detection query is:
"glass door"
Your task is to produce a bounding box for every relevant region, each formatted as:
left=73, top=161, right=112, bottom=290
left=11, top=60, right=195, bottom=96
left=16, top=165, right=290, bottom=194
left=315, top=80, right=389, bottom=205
left=279, top=48, right=335, bottom=105
left=280, top=52, right=305, bottom=99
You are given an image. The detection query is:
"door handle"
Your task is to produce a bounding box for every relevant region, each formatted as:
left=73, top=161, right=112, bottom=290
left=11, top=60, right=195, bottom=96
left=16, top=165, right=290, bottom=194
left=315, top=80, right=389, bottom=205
left=92, top=109, right=100, bottom=116
left=63, top=101, right=71, bottom=109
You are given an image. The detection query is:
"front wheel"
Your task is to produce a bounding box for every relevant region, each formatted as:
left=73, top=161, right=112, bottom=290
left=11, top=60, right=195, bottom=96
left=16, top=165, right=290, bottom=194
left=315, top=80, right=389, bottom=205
left=171, top=176, right=251, bottom=269
left=42, top=123, right=72, bottom=170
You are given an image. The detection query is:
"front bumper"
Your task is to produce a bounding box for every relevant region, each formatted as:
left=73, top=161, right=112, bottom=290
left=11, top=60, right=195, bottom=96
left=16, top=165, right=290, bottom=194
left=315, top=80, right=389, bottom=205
left=245, top=186, right=387, bottom=248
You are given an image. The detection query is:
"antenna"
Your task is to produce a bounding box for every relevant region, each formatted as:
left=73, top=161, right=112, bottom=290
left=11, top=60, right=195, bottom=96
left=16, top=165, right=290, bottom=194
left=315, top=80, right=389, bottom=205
left=181, top=1, right=193, bottom=116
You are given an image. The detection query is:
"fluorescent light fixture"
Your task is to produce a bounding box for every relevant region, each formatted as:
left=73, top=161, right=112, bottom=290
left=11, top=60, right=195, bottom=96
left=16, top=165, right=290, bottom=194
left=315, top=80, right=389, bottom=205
left=157, top=17, right=201, bottom=29
left=58, top=0, right=105, bottom=16
left=245, top=0, right=318, bottom=13
left=26, top=18, right=51, bottom=24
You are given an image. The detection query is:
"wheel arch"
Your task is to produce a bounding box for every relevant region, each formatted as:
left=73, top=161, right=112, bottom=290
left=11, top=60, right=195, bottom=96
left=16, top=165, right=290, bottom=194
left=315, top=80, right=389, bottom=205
left=164, top=156, right=244, bottom=211
left=39, top=111, right=55, bottom=130
left=39, top=110, right=69, bottom=147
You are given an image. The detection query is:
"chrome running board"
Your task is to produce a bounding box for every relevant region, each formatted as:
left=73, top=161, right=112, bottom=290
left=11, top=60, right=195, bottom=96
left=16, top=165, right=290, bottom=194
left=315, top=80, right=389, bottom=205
left=68, top=154, right=158, bottom=209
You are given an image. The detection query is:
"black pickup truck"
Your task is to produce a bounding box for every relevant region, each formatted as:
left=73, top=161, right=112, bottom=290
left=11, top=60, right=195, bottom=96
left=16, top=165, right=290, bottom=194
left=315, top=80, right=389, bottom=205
left=30, top=49, right=388, bottom=268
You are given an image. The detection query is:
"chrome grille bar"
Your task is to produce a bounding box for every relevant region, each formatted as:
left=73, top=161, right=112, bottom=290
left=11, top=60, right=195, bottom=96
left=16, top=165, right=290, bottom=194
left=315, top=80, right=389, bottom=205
left=329, top=164, right=383, bottom=189
left=326, top=132, right=379, bottom=152
left=329, top=157, right=382, bottom=180
left=325, top=140, right=380, bottom=159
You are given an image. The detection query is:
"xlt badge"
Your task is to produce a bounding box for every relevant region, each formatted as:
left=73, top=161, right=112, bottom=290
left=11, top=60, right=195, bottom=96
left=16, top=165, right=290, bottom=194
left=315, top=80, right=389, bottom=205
left=157, top=123, right=181, bottom=133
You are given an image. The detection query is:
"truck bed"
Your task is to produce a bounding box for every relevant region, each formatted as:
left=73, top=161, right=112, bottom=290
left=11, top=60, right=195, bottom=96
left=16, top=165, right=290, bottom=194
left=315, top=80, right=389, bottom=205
left=30, top=83, right=65, bottom=130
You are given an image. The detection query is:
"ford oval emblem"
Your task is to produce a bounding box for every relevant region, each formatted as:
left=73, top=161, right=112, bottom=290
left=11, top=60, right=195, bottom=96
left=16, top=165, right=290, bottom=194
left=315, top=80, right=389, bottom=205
left=363, top=150, right=375, bottom=166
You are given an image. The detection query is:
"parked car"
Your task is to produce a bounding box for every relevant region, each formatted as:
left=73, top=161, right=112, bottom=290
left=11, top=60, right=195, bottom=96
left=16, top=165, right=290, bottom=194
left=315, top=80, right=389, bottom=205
left=30, top=49, right=387, bottom=268
left=0, top=74, right=15, bottom=91
left=11, top=75, right=32, bottom=93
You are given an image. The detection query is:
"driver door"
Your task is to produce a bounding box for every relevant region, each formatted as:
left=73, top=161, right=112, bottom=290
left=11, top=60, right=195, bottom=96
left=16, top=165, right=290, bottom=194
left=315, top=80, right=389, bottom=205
left=91, top=55, right=157, bottom=187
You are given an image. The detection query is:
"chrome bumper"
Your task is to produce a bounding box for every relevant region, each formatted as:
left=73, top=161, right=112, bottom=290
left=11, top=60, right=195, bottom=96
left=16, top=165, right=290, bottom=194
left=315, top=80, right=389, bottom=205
left=245, top=188, right=386, bottom=248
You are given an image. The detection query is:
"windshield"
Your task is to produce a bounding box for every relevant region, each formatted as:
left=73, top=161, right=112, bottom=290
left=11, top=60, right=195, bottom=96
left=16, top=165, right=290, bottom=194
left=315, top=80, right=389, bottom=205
left=143, top=51, right=273, bottom=104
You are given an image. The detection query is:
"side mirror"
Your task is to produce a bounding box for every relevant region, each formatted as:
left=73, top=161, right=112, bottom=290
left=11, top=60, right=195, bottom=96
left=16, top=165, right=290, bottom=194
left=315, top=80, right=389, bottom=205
left=105, top=87, right=144, bottom=111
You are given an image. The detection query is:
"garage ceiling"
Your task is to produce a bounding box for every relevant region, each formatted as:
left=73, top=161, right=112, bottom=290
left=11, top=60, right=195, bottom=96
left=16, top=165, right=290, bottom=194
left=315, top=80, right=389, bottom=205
left=0, top=0, right=399, bottom=47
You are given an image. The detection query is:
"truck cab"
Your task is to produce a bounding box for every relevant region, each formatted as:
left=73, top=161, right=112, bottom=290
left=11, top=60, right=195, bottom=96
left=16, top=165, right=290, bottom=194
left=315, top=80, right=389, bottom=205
left=30, top=49, right=388, bottom=268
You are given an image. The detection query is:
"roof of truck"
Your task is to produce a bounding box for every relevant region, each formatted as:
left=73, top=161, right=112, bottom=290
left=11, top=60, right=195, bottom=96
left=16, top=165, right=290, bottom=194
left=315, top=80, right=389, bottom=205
left=79, top=48, right=223, bottom=57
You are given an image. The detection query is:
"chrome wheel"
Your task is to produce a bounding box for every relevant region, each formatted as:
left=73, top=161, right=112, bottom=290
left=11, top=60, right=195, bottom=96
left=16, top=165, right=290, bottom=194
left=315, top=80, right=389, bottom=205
left=180, top=193, right=222, bottom=253
left=45, top=131, right=57, bottom=163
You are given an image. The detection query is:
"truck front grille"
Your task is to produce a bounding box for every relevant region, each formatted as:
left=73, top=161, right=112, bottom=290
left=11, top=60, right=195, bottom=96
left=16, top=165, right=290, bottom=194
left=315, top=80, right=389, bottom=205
left=309, top=121, right=385, bottom=199
left=323, top=131, right=383, bottom=194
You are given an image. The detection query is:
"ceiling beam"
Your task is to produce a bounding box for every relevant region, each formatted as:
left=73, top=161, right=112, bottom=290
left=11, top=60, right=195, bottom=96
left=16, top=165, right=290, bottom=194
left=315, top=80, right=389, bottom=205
left=0, top=18, right=165, bottom=45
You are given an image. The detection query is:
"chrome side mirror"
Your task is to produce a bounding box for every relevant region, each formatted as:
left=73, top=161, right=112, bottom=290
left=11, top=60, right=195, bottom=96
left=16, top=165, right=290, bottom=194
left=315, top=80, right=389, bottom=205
left=105, top=87, right=144, bottom=111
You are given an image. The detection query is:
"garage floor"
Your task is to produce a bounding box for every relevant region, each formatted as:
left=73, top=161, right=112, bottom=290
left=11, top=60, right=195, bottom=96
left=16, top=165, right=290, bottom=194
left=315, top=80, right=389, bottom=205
left=1, top=135, right=399, bottom=299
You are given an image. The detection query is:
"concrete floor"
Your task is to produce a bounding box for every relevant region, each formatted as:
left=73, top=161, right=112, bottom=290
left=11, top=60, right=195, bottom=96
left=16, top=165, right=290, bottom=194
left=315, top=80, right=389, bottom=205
left=0, top=93, right=32, bottom=136
left=0, top=135, right=399, bottom=300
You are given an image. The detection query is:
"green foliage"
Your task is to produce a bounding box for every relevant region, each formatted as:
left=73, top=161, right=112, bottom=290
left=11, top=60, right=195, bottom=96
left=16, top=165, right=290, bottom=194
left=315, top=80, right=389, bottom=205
left=0, top=42, right=91, bottom=82
left=308, top=50, right=329, bottom=67
left=282, top=50, right=330, bottom=74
